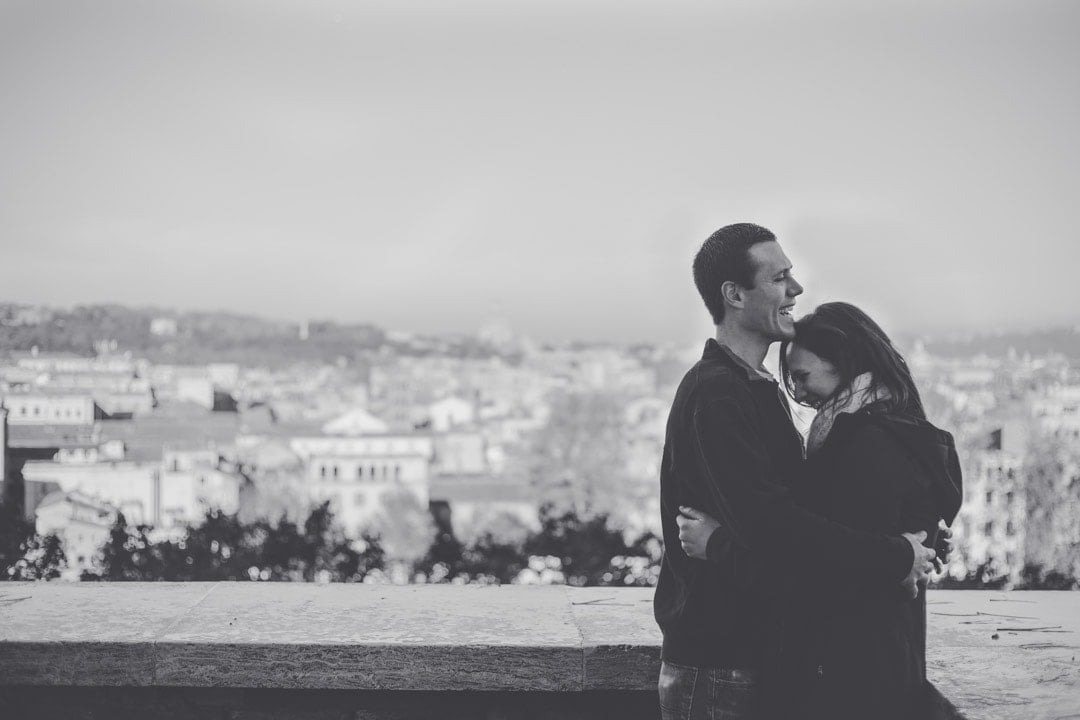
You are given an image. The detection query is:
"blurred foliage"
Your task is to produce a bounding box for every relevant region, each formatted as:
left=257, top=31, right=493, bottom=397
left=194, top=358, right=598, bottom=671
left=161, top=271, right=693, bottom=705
left=0, top=501, right=67, bottom=580
left=80, top=502, right=385, bottom=583
left=56, top=500, right=661, bottom=587
left=1021, top=430, right=1080, bottom=582
left=5, top=533, right=66, bottom=580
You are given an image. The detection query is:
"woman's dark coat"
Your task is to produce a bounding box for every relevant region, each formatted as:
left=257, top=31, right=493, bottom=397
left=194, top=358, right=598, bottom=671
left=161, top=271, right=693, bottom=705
left=771, top=409, right=963, bottom=720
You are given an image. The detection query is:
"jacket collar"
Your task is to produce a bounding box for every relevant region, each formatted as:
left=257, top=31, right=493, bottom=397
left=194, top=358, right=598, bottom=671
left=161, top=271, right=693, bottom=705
left=702, top=338, right=775, bottom=384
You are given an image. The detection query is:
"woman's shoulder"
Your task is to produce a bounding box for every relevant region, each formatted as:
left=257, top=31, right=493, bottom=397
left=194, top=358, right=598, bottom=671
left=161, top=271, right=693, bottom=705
left=825, top=411, right=927, bottom=471
left=829, top=410, right=900, bottom=447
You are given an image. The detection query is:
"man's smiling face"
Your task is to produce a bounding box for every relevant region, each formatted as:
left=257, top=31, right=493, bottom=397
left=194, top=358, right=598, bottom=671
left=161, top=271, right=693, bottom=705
left=738, top=241, right=803, bottom=342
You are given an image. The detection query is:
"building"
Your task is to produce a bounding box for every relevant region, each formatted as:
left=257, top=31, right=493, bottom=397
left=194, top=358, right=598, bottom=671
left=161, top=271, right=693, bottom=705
left=321, top=408, right=389, bottom=436
left=289, top=433, right=434, bottom=537
left=34, top=490, right=118, bottom=576
left=23, top=450, right=243, bottom=533
left=951, top=425, right=1028, bottom=582
left=42, top=371, right=154, bottom=418
left=0, top=390, right=99, bottom=425
left=428, top=474, right=538, bottom=543
left=427, top=397, right=476, bottom=433
left=432, top=431, right=488, bottom=476
left=0, top=408, right=7, bottom=504
left=22, top=460, right=161, bottom=526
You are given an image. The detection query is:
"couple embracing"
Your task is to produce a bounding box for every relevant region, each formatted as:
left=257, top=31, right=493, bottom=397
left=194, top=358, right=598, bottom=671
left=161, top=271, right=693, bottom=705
left=654, top=223, right=963, bottom=719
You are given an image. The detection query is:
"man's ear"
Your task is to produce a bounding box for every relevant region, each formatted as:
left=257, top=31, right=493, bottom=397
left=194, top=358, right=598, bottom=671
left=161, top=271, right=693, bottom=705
left=720, top=280, right=744, bottom=310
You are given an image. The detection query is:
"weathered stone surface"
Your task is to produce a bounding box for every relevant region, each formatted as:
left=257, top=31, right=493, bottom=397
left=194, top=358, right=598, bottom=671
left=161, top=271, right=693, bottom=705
left=0, top=686, right=660, bottom=720
left=155, top=584, right=583, bottom=690
left=567, top=587, right=661, bottom=690
left=927, top=590, right=1080, bottom=720
left=0, top=582, right=214, bottom=685
left=2, top=582, right=1079, bottom=719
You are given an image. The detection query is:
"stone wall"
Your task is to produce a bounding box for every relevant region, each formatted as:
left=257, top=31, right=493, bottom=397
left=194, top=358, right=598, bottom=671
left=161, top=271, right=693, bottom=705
left=0, top=583, right=1077, bottom=719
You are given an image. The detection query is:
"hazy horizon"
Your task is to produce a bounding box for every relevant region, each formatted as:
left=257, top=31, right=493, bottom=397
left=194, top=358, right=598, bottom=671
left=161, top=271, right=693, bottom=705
left=3, top=0, right=1077, bottom=344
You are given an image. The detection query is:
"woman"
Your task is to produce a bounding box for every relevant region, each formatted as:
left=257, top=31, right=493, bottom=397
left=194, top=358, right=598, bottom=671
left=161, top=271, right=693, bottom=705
left=679, top=302, right=962, bottom=720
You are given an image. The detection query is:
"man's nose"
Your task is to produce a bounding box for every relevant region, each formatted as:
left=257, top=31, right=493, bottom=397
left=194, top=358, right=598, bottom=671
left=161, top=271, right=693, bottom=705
left=788, top=276, right=804, bottom=296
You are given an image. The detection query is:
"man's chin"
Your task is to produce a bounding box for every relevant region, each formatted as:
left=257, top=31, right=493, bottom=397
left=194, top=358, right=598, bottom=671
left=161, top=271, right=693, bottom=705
left=772, top=324, right=796, bottom=342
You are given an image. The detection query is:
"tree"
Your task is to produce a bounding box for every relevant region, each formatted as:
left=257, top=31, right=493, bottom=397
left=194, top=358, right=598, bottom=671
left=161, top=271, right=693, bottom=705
left=1022, top=430, right=1080, bottom=583
left=6, top=533, right=67, bottom=580
left=85, top=504, right=386, bottom=583
left=523, top=505, right=636, bottom=586
left=513, top=390, right=631, bottom=523
left=0, top=501, right=36, bottom=580
left=84, top=513, right=167, bottom=581
left=372, top=489, right=436, bottom=566
left=459, top=531, right=529, bottom=585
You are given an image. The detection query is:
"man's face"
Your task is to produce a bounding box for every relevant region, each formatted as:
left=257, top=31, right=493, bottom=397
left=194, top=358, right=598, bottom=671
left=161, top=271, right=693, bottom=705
left=736, top=241, right=803, bottom=342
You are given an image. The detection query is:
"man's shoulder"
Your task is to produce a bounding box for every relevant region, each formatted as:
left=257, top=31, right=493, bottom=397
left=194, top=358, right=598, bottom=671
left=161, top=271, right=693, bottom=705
left=677, top=359, right=755, bottom=407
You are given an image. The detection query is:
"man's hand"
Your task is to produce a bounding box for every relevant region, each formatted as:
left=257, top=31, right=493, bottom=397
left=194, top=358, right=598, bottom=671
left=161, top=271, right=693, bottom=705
left=933, top=521, right=953, bottom=573
left=677, top=506, right=721, bottom=561
left=900, top=531, right=937, bottom=599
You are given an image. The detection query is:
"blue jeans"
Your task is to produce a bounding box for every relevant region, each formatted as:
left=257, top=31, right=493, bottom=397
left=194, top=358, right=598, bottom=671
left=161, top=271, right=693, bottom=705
left=658, top=660, right=759, bottom=720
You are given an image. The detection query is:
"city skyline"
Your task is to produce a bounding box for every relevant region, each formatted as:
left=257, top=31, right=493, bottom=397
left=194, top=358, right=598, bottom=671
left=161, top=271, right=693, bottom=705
left=2, top=0, right=1078, bottom=343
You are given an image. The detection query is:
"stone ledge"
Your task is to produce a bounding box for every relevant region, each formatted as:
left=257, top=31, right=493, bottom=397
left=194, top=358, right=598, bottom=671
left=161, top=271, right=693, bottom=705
left=1, top=584, right=1078, bottom=719
left=0, top=583, right=658, bottom=692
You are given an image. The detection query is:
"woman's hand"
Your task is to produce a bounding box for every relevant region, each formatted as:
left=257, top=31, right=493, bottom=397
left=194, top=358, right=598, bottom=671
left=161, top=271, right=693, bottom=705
left=677, top=506, right=722, bottom=560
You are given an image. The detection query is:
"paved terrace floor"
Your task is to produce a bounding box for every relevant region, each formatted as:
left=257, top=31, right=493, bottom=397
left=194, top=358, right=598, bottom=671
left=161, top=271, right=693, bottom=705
left=0, top=583, right=1077, bottom=719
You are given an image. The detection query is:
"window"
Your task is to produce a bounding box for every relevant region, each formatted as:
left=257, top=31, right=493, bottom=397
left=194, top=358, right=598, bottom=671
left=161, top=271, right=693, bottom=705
left=1006, top=521, right=1015, bottom=536
left=985, top=491, right=993, bottom=504
left=357, top=466, right=364, bottom=480
left=332, top=465, right=339, bottom=478
left=319, top=465, right=327, bottom=478
left=984, top=521, right=994, bottom=535
left=395, top=464, right=401, bottom=480
left=1005, top=491, right=1014, bottom=505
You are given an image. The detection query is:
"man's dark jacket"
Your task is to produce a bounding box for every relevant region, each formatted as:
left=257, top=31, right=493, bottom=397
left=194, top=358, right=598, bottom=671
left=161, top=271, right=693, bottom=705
left=653, top=339, right=914, bottom=670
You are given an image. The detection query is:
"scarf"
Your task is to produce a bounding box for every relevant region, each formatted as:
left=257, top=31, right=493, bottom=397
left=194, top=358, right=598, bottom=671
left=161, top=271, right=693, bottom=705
left=806, top=372, right=891, bottom=455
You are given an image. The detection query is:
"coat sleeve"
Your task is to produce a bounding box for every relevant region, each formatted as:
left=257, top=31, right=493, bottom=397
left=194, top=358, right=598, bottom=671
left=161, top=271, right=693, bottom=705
left=690, top=391, right=914, bottom=589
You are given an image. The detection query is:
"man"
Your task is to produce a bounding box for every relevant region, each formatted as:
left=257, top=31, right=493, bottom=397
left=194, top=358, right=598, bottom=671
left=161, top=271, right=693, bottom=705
left=654, top=223, right=937, bottom=719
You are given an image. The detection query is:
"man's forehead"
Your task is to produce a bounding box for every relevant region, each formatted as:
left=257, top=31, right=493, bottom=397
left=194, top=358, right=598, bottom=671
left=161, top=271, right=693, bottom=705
left=749, top=240, right=792, bottom=272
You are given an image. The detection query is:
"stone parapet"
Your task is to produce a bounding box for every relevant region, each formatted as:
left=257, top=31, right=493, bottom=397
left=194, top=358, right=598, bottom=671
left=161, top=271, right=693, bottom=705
left=0, top=584, right=1077, bottom=719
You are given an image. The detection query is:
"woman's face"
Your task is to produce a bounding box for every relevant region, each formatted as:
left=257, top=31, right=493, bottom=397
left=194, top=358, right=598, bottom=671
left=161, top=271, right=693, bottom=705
left=786, top=344, right=843, bottom=409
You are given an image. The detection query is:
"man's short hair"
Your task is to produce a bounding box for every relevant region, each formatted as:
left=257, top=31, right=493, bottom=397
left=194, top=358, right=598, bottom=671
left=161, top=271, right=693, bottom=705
left=693, top=223, right=777, bottom=324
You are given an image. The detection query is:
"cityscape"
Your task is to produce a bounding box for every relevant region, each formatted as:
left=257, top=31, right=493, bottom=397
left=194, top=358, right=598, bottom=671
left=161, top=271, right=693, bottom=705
left=1, top=302, right=1077, bottom=589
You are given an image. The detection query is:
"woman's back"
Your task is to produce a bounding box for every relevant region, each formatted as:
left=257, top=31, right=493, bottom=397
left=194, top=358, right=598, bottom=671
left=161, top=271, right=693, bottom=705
left=780, top=410, right=961, bottom=720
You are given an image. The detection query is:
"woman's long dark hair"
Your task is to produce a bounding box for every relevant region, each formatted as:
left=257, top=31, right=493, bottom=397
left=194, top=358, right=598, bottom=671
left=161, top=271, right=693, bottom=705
left=779, top=301, right=927, bottom=419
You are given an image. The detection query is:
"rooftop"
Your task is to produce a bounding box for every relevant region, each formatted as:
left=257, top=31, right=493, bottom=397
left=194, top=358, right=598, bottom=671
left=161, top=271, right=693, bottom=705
left=6, top=423, right=99, bottom=449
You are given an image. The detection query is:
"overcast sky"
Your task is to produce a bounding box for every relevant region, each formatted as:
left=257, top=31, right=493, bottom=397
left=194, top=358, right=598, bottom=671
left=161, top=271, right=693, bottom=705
left=1, top=0, right=1077, bottom=343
